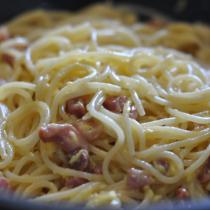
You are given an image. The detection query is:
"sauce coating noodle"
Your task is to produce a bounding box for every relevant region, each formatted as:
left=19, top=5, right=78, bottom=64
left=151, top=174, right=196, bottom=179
left=0, top=3, right=210, bottom=208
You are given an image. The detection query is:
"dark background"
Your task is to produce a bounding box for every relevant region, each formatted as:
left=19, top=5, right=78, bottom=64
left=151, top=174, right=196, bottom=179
left=0, top=0, right=210, bottom=23
left=0, top=0, right=210, bottom=210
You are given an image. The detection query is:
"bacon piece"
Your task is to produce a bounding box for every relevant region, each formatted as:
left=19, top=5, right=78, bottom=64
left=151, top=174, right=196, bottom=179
left=127, top=168, right=153, bottom=190
left=0, top=27, right=9, bottom=42
left=39, top=123, right=88, bottom=154
left=66, top=97, right=87, bottom=118
left=0, top=178, right=12, bottom=192
left=69, top=149, right=89, bottom=171
left=176, top=187, right=189, bottom=199
left=2, top=53, right=15, bottom=66
left=198, top=157, right=210, bottom=183
left=0, top=178, right=9, bottom=190
left=65, top=177, right=88, bottom=188
left=103, top=96, right=127, bottom=113
left=103, top=96, right=138, bottom=120
left=74, top=119, right=103, bottom=142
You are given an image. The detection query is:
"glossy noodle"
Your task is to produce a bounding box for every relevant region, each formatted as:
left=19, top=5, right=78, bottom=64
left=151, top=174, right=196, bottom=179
left=0, top=3, right=210, bottom=208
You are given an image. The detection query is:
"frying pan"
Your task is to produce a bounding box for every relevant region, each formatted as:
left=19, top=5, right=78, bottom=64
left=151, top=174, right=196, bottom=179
left=0, top=0, right=210, bottom=210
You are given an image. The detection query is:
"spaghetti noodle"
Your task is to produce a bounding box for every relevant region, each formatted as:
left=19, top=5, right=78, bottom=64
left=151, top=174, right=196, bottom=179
left=0, top=3, right=209, bottom=208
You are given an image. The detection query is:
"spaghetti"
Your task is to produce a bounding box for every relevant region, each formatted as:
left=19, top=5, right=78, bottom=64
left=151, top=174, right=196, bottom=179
left=0, top=3, right=209, bottom=208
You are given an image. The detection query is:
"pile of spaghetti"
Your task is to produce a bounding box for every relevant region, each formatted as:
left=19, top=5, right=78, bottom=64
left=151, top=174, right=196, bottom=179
left=0, top=4, right=210, bottom=208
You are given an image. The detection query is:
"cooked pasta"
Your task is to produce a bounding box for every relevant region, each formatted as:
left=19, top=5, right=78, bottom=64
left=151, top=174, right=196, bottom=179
left=0, top=3, right=210, bottom=208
